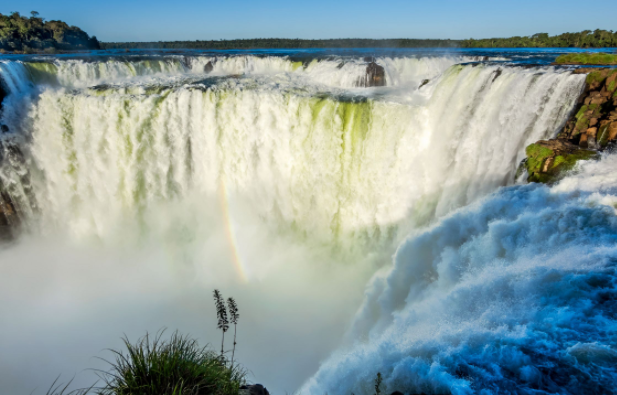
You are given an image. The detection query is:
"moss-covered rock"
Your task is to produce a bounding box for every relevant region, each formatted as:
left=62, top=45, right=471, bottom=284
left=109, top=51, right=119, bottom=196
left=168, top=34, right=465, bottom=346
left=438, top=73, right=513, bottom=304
left=559, top=68, right=617, bottom=146
left=524, top=140, right=599, bottom=184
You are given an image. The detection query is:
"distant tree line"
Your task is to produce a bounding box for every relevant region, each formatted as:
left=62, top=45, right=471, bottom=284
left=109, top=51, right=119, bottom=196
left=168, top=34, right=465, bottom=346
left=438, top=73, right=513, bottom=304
left=0, top=11, right=100, bottom=52
left=2, top=15, right=615, bottom=53
left=100, top=38, right=461, bottom=50
left=462, top=29, right=617, bottom=48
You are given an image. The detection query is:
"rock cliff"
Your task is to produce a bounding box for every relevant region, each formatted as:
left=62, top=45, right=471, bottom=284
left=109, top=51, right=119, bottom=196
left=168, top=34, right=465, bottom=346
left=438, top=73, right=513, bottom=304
left=521, top=68, right=617, bottom=183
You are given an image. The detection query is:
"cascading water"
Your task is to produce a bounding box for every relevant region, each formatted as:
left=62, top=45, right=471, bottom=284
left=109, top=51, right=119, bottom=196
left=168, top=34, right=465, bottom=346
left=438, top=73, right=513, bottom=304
left=0, top=56, right=584, bottom=249
left=1, top=51, right=612, bottom=395
left=302, top=154, right=617, bottom=395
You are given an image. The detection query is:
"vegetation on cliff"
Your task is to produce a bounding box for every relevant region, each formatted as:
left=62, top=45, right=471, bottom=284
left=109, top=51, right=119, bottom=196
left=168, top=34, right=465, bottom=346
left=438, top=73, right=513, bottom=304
left=98, top=331, right=246, bottom=395
left=555, top=53, right=617, bottom=65
left=0, top=11, right=100, bottom=52
left=522, top=68, right=617, bottom=184
left=462, top=29, right=617, bottom=48
left=44, top=291, right=247, bottom=395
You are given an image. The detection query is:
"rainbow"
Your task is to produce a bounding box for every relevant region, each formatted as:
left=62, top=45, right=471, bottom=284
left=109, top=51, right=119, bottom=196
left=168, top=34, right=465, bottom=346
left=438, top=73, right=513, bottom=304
left=218, top=177, right=250, bottom=283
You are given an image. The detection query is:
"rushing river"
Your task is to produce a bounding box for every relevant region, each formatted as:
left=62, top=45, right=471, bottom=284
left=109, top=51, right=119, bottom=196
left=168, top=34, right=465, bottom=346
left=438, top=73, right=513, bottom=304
left=1, top=48, right=616, bottom=394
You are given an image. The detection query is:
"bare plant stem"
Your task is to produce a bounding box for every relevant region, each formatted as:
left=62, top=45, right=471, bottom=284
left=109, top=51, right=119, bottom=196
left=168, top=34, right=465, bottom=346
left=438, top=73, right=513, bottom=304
left=231, top=323, right=237, bottom=367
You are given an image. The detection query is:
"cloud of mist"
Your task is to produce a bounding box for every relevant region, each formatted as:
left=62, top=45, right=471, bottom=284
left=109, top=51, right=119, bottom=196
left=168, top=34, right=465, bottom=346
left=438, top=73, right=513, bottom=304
left=0, top=195, right=380, bottom=395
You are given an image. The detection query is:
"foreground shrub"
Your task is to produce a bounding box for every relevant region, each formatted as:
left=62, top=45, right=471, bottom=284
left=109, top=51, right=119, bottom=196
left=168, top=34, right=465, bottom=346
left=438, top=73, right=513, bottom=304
left=98, top=331, right=245, bottom=395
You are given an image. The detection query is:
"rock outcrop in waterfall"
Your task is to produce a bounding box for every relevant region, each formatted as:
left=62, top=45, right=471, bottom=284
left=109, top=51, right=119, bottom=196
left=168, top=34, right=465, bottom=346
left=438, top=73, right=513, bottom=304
left=356, top=57, right=386, bottom=87
left=522, top=68, right=617, bottom=183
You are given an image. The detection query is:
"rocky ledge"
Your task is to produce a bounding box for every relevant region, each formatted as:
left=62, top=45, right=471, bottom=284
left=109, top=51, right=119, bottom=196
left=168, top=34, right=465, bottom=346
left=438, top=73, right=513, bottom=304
left=521, top=68, right=617, bottom=183
left=0, top=128, right=29, bottom=241
left=355, top=57, right=386, bottom=87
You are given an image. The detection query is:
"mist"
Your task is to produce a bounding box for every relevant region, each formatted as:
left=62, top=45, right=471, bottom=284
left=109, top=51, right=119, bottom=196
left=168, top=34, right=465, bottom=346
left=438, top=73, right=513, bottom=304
left=0, top=210, right=377, bottom=394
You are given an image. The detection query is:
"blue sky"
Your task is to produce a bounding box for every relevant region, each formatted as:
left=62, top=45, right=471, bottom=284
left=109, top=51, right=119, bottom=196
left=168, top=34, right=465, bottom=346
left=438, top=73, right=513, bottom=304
left=6, top=0, right=617, bottom=42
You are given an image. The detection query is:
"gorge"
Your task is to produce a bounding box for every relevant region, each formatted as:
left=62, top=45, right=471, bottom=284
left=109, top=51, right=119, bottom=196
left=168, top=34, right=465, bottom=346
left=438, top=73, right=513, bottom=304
left=1, top=49, right=616, bottom=395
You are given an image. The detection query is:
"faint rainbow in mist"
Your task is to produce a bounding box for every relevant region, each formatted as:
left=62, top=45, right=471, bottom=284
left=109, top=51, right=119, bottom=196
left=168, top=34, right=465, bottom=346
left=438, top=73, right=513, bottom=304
left=219, top=177, right=249, bottom=283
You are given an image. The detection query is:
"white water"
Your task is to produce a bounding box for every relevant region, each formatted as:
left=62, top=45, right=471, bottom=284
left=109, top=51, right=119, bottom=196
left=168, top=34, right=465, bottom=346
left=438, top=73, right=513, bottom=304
left=2, top=54, right=499, bottom=92
left=303, top=154, right=617, bottom=395
left=2, top=54, right=612, bottom=395
left=1, top=59, right=584, bottom=249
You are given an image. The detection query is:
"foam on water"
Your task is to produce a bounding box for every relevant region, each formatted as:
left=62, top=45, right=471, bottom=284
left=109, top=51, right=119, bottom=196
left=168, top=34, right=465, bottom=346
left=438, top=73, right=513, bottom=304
left=2, top=54, right=502, bottom=92
left=303, top=154, right=617, bottom=395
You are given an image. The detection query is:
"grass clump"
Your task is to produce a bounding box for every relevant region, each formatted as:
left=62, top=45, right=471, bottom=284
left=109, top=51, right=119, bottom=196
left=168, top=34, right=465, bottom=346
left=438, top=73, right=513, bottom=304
left=555, top=53, right=617, bottom=65
left=97, top=331, right=246, bottom=395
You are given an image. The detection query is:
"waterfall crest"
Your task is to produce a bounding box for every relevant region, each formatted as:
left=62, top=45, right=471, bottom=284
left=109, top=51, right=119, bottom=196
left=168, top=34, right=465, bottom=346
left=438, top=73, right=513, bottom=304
left=0, top=59, right=584, bottom=250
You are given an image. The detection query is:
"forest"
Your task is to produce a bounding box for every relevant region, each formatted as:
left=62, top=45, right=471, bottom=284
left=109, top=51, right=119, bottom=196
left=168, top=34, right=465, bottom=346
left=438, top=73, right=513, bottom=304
left=100, top=30, right=617, bottom=50
left=461, top=29, right=617, bottom=48
left=100, top=38, right=461, bottom=50
left=1, top=12, right=616, bottom=53
left=0, top=11, right=100, bottom=52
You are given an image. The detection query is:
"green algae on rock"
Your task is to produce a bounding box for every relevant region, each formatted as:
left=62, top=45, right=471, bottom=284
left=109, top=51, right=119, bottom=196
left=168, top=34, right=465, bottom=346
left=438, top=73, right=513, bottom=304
left=523, top=140, right=598, bottom=184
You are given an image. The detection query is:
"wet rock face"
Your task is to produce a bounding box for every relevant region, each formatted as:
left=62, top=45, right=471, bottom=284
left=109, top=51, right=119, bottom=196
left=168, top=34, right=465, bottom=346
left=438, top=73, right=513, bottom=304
left=0, top=82, right=6, bottom=105
left=204, top=61, right=214, bottom=73
left=521, top=68, right=617, bottom=184
left=0, top=190, right=18, bottom=240
left=365, top=62, right=386, bottom=87
left=0, top=139, right=33, bottom=241
left=355, top=58, right=386, bottom=87
left=560, top=68, right=617, bottom=148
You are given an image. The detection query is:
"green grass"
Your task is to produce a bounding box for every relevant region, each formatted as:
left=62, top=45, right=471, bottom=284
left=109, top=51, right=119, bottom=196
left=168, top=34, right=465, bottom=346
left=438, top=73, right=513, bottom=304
left=97, top=331, right=246, bottom=395
left=555, top=53, right=617, bottom=65
left=586, top=71, right=609, bottom=85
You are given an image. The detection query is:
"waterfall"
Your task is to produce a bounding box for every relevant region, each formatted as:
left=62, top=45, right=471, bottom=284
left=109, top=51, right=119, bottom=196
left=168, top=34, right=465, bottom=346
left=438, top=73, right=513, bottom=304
left=2, top=54, right=503, bottom=91
left=0, top=61, right=33, bottom=95
left=0, top=59, right=584, bottom=250
left=2, top=52, right=606, bottom=395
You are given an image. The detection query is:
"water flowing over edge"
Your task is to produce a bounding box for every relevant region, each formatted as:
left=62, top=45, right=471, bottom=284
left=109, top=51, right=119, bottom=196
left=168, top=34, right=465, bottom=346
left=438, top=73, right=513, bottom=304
left=0, top=59, right=585, bottom=255
left=3, top=53, right=614, bottom=395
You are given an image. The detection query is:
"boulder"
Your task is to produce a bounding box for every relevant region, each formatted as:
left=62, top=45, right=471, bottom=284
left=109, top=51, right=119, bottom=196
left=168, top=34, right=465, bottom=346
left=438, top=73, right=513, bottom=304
left=239, top=384, right=270, bottom=395
left=204, top=61, right=214, bottom=73
left=359, top=61, right=386, bottom=87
